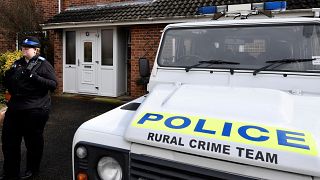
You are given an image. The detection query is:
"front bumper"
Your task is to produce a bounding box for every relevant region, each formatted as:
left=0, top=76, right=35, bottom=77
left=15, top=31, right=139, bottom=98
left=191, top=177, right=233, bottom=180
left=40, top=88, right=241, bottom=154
left=73, top=142, right=254, bottom=180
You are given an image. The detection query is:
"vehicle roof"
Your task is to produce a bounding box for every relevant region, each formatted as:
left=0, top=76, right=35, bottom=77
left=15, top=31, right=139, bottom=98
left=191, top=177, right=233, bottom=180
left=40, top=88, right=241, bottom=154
left=165, top=17, right=320, bottom=30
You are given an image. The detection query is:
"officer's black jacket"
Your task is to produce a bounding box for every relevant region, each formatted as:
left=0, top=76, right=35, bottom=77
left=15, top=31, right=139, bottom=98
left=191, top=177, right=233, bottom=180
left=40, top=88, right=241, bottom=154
left=4, top=55, right=57, bottom=110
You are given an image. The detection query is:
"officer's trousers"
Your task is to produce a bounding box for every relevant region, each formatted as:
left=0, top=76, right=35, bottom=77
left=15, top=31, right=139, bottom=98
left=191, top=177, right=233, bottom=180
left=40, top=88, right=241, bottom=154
left=1, top=107, right=49, bottom=178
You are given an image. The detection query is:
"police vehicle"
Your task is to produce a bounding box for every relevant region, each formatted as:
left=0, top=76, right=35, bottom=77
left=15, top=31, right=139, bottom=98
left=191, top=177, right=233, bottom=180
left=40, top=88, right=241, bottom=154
left=73, top=2, right=320, bottom=180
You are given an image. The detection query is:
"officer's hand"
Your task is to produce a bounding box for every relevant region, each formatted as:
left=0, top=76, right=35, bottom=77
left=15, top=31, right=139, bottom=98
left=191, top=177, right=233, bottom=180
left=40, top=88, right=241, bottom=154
left=24, top=69, right=40, bottom=80
left=29, top=72, right=40, bottom=81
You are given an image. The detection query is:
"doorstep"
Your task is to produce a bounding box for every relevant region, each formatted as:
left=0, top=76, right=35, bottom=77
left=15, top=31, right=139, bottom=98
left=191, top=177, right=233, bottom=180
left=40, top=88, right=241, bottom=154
left=55, top=93, right=133, bottom=105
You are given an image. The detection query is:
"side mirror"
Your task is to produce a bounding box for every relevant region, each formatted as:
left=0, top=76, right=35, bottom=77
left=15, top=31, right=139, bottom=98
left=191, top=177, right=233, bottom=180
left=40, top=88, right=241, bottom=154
left=136, top=58, right=150, bottom=89
left=139, top=58, right=150, bottom=78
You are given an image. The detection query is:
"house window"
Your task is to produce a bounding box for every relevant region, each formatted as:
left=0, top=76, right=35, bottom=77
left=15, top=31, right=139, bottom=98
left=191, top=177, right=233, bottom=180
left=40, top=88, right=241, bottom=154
left=66, top=31, right=76, bottom=65
left=84, top=42, right=92, bottom=62
left=101, top=29, right=113, bottom=66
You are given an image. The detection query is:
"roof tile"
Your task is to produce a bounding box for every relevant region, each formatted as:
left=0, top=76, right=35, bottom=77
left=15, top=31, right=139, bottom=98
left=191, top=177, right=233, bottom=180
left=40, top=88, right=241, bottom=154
left=46, top=0, right=320, bottom=24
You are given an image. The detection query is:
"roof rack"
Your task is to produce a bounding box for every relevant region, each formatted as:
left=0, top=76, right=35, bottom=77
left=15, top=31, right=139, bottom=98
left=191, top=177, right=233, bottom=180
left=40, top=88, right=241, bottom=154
left=313, top=8, right=320, bottom=18
left=198, top=1, right=287, bottom=20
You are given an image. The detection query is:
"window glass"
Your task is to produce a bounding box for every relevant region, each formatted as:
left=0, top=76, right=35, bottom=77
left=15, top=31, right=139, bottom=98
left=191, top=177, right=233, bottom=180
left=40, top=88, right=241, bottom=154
left=84, top=42, right=92, bottom=62
left=101, top=29, right=113, bottom=66
left=158, top=24, right=320, bottom=73
left=66, top=31, right=76, bottom=64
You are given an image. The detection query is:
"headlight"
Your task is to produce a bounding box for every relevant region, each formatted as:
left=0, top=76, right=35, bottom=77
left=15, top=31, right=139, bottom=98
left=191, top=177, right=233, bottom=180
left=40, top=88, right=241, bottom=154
left=76, top=146, right=87, bottom=159
left=97, top=157, right=122, bottom=180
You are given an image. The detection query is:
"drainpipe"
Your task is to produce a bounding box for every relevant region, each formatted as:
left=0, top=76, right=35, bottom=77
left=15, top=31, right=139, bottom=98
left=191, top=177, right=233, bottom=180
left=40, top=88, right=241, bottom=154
left=58, top=0, right=61, bottom=13
left=16, top=32, right=19, bottom=50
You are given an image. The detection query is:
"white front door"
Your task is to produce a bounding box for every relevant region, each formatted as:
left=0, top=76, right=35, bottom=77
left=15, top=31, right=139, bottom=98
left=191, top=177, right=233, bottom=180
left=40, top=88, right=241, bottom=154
left=63, top=28, right=127, bottom=97
left=78, top=30, right=98, bottom=94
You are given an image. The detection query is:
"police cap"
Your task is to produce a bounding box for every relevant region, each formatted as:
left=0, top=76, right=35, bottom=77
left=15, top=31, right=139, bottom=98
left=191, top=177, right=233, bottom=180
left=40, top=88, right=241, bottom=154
left=21, top=36, right=41, bottom=48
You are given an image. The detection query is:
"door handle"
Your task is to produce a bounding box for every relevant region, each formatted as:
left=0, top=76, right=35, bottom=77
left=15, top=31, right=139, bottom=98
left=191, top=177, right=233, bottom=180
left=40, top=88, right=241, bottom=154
left=95, top=61, right=99, bottom=64
left=78, top=59, right=80, bottom=66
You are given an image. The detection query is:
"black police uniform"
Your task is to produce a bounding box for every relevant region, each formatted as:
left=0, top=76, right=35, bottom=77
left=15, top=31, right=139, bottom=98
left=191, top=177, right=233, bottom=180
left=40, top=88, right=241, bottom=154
left=2, top=55, right=57, bottom=179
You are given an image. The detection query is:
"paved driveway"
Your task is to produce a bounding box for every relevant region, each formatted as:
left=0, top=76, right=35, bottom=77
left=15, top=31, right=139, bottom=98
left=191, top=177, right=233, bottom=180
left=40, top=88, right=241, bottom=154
left=0, top=95, right=123, bottom=180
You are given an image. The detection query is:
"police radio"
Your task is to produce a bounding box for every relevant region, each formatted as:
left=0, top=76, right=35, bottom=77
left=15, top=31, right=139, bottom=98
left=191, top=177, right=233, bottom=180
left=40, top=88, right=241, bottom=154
left=25, top=57, right=45, bottom=77
left=26, top=60, right=38, bottom=71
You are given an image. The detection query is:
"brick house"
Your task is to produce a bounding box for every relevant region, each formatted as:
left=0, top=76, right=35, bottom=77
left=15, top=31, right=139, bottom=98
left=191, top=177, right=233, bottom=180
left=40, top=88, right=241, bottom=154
left=2, top=0, right=320, bottom=98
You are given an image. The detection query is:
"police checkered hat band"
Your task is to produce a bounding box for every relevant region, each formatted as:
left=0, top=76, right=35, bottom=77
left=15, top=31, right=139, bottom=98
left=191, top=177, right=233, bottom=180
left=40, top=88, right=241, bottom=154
left=21, top=36, right=41, bottom=48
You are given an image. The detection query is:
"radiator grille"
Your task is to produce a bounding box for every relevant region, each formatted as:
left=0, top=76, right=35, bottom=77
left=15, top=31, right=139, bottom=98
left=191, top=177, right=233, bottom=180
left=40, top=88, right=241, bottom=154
left=130, top=154, right=255, bottom=180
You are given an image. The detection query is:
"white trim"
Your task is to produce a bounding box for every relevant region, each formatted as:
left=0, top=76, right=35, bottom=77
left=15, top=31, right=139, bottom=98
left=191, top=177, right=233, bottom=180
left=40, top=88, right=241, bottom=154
left=62, top=30, right=65, bottom=92
left=42, top=18, right=208, bottom=30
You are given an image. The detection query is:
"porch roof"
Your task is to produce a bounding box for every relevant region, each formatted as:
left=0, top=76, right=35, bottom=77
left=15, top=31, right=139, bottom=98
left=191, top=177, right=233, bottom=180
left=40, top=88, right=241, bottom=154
left=42, top=0, right=320, bottom=29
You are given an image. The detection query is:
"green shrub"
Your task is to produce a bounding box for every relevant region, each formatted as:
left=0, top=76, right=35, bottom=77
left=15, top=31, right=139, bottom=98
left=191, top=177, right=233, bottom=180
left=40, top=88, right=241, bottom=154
left=0, top=51, right=23, bottom=103
left=0, top=50, right=23, bottom=79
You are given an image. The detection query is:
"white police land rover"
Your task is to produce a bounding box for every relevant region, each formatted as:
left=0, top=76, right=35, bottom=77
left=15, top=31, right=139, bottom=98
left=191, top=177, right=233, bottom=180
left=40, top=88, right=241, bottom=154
left=73, top=2, right=320, bottom=180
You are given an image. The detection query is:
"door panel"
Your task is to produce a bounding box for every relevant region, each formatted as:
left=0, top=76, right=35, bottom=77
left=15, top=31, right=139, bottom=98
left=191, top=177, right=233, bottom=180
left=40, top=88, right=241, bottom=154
left=64, top=31, right=77, bottom=93
left=78, top=31, right=98, bottom=94
left=64, top=66, right=77, bottom=93
left=100, top=67, right=114, bottom=96
left=100, top=29, right=115, bottom=96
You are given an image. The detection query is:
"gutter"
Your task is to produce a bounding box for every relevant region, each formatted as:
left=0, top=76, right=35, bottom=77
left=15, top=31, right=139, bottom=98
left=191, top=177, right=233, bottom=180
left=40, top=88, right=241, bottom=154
left=41, top=16, right=212, bottom=30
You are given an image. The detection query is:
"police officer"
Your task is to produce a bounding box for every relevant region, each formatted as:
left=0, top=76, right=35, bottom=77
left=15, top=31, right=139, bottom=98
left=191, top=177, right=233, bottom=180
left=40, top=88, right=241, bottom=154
left=1, top=36, right=57, bottom=180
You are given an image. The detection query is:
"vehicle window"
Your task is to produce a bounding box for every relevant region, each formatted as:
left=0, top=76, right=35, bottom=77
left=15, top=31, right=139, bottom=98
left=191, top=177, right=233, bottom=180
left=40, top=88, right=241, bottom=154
left=158, top=24, right=320, bottom=73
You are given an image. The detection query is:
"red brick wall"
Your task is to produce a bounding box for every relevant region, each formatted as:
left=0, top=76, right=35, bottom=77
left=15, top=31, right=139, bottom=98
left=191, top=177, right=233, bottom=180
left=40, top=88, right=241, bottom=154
left=35, top=0, right=59, bottom=22
left=130, top=24, right=166, bottom=98
left=52, top=29, right=63, bottom=94
left=0, top=30, right=16, bottom=53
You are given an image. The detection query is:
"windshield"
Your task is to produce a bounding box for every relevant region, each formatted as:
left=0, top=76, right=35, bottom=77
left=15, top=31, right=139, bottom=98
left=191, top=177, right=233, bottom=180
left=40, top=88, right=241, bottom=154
left=158, top=24, right=320, bottom=73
